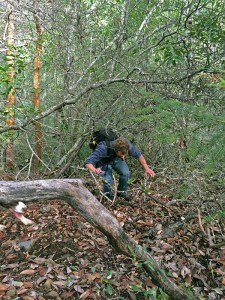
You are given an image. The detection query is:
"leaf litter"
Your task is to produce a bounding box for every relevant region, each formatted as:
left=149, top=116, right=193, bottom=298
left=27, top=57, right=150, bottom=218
left=0, top=180, right=225, bottom=300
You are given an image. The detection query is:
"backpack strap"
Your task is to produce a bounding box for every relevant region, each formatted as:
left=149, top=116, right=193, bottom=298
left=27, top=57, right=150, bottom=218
left=106, top=140, right=111, bottom=157
left=103, top=140, right=114, bottom=161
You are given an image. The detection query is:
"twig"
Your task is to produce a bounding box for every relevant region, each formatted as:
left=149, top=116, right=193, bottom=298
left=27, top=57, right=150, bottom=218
left=140, top=188, right=167, bottom=207
left=206, top=227, right=213, bottom=246
left=210, top=241, right=225, bottom=249
left=198, top=210, right=224, bottom=248
left=197, top=208, right=207, bottom=236
left=193, top=274, right=210, bottom=289
left=88, top=171, right=112, bottom=203
left=111, top=174, right=117, bottom=205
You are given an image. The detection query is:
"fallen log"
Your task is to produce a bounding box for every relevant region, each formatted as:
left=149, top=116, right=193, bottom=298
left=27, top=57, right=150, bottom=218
left=0, top=179, right=198, bottom=300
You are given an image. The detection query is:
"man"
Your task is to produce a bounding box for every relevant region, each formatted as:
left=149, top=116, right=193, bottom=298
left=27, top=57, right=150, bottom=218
left=85, top=137, right=155, bottom=200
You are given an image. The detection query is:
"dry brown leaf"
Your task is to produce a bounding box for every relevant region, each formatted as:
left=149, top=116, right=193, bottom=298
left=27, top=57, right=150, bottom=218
left=1, top=263, right=19, bottom=269
left=133, top=233, right=142, bottom=241
left=80, top=289, right=91, bottom=299
left=222, top=277, right=225, bottom=285
left=87, top=272, right=101, bottom=282
left=74, top=285, right=84, bottom=293
left=116, top=212, right=125, bottom=219
left=137, top=220, right=153, bottom=226
left=32, top=257, right=48, bottom=264
left=30, top=263, right=39, bottom=269
left=22, top=297, right=36, bottom=300
left=155, top=223, right=162, bottom=231
left=36, top=276, right=46, bottom=285
left=23, top=282, right=33, bottom=288
left=56, top=272, right=67, bottom=280
left=20, top=269, right=36, bottom=275
left=0, top=284, right=10, bottom=291
left=17, top=289, right=28, bottom=295
left=96, top=238, right=108, bottom=245
left=0, top=225, right=6, bottom=231
left=52, top=280, right=66, bottom=287
left=5, top=254, right=17, bottom=260
left=161, top=242, right=173, bottom=250
left=164, top=262, right=178, bottom=271
left=61, top=291, right=75, bottom=298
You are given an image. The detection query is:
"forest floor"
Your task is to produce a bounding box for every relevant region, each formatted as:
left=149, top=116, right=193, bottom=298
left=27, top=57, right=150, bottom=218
left=0, top=177, right=225, bottom=300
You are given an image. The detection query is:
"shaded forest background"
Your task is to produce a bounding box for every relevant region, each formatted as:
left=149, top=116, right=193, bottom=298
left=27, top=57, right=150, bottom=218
left=0, top=1, right=225, bottom=299
left=0, top=0, right=224, bottom=213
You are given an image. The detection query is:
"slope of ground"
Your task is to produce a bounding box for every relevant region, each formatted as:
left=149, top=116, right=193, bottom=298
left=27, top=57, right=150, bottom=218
left=0, top=179, right=224, bottom=300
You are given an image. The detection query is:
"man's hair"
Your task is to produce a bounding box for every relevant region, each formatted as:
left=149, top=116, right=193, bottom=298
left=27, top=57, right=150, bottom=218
left=112, top=137, right=129, bottom=154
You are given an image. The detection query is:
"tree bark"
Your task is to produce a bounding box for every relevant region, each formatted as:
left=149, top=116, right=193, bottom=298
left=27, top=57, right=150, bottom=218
left=0, top=179, right=198, bottom=300
left=54, top=136, right=87, bottom=178
left=32, top=12, right=43, bottom=171
left=5, top=5, right=15, bottom=168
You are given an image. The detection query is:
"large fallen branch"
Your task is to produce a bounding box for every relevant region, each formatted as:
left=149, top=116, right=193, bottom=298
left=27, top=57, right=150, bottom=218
left=0, top=179, right=198, bottom=300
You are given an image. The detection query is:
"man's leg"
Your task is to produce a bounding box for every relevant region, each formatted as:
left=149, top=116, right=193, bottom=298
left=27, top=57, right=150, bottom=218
left=98, top=164, right=113, bottom=198
left=112, top=158, right=130, bottom=197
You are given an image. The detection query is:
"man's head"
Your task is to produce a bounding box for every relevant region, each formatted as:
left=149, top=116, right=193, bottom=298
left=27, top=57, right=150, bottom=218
left=112, top=137, right=129, bottom=159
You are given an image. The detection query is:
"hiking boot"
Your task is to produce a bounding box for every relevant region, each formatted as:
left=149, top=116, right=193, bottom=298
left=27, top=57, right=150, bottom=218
left=117, top=192, right=133, bottom=201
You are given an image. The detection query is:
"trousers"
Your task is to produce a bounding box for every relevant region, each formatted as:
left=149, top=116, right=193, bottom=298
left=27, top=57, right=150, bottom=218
left=97, top=157, right=130, bottom=197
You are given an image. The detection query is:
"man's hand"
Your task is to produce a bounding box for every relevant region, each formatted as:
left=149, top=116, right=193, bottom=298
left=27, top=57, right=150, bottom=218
left=94, top=167, right=103, bottom=174
left=138, top=155, right=155, bottom=177
left=145, top=167, right=155, bottom=177
left=85, top=163, right=102, bottom=174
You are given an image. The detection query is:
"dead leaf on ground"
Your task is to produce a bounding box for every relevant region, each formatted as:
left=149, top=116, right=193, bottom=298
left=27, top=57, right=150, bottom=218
left=20, top=269, right=36, bottom=275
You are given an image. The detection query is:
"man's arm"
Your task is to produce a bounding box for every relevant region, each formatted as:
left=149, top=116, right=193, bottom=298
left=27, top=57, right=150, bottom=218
left=85, top=142, right=108, bottom=174
left=138, top=154, right=155, bottom=177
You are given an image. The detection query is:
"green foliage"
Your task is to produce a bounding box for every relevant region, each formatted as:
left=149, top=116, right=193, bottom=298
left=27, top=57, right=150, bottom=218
left=131, top=284, right=169, bottom=300
left=70, top=265, right=79, bottom=271
left=178, top=283, right=195, bottom=299
left=152, top=0, right=225, bottom=68
left=132, top=90, right=225, bottom=175
left=96, top=269, right=114, bottom=296
left=174, top=183, right=193, bottom=199
left=128, top=245, right=137, bottom=261
left=205, top=209, right=225, bottom=223
left=0, top=45, right=32, bottom=98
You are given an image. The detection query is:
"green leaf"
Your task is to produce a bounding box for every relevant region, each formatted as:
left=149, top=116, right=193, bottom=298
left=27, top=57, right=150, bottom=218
left=105, top=284, right=113, bottom=295
left=131, top=285, right=143, bottom=292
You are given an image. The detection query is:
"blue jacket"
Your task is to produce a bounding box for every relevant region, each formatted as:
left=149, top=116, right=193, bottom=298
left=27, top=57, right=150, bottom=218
left=85, top=141, right=141, bottom=166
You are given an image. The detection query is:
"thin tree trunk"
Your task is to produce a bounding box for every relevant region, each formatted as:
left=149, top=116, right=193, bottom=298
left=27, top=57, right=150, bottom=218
left=0, top=179, right=199, bottom=300
left=32, top=13, right=43, bottom=171
left=5, top=5, right=15, bottom=169
left=54, top=136, right=87, bottom=177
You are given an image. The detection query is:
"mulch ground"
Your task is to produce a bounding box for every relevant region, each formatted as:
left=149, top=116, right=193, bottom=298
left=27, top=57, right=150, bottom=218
left=0, top=180, right=225, bottom=300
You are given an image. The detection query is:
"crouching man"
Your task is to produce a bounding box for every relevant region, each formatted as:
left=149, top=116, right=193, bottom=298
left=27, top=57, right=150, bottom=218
left=85, top=137, right=155, bottom=200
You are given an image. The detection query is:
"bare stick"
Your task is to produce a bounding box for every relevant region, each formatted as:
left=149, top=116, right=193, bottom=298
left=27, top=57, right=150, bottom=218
left=197, top=208, right=207, bottom=236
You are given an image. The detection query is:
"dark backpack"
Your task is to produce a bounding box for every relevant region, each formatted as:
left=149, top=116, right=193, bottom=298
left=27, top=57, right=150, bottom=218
left=89, top=128, right=118, bottom=150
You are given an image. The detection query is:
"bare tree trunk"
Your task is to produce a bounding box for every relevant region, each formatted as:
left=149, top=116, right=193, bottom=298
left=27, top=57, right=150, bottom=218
left=54, top=136, right=87, bottom=177
left=5, top=5, right=15, bottom=169
left=0, top=179, right=199, bottom=300
left=32, top=12, right=43, bottom=171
